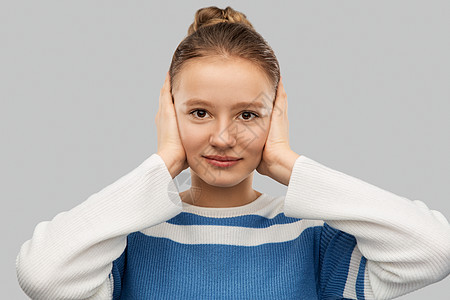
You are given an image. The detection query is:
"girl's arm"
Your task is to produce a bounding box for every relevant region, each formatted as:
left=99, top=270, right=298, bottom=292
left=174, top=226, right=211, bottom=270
left=16, top=153, right=182, bottom=300
left=283, top=155, right=450, bottom=300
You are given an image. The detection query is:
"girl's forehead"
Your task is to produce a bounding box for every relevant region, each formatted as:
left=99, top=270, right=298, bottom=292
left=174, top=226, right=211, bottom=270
left=176, top=63, right=271, bottom=94
left=182, top=97, right=268, bottom=111
left=172, top=57, right=274, bottom=106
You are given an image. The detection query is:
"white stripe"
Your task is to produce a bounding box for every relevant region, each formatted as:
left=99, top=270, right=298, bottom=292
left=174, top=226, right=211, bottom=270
left=108, top=272, right=114, bottom=299
left=364, top=263, right=375, bottom=299
left=180, top=194, right=285, bottom=219
left=140, top=219, right=324, bottom=246
left=343, top=245, right=363, bottom=299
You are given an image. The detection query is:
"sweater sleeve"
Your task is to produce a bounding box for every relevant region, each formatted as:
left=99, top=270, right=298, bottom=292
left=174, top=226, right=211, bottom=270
left=15, top=153, right=183, bottom=300
left=283, top=155, right=450, bottom=300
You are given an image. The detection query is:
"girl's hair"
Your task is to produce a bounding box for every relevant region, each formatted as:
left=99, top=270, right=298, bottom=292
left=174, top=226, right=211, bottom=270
left=169, top=6, right=280, bottom=100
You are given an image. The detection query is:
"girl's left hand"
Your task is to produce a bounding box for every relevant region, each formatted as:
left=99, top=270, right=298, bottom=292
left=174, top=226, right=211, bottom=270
left=256, top=76, right=298, bottom=181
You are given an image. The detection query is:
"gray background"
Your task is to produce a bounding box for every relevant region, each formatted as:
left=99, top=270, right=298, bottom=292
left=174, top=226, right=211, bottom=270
left=2, top=1, right=449, bottom=299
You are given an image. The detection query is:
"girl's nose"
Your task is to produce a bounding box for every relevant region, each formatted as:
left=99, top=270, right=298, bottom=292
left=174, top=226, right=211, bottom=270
left=209, top=121, right=238, bottom=148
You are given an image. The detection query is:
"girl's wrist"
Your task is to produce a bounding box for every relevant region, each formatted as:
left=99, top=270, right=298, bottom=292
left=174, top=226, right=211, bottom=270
left=157, top=152, right=182, bottom=179
left=268, top=150, right=300, bottom=186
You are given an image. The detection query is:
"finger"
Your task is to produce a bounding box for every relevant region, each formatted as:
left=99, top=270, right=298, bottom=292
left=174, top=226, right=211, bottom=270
left=159, top=72, right=172, bottom=110
left=163, top=71, right=174, bottom=104
left=158, top=74, right=166, bottom=111
left=280, top=77, right=287, bottom=115
left=274, top=76, right=287, bottom=117
left=161, top=72, right=169, bottom=96
left=165, top=71, right=170, bottom=90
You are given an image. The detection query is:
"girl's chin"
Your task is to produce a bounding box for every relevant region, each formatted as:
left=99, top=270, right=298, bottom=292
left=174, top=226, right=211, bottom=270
left=194, top=172, right=258, bottom=187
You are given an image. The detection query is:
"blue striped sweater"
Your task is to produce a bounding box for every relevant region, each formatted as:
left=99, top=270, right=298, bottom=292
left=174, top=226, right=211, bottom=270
left=111, top=206, right=369, bottom=299
left=16, top=153, right=450, bottom=299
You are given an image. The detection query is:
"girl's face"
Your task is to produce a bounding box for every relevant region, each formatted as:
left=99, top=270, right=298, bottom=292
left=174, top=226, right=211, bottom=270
left=172, top=56, right=275, bottom=187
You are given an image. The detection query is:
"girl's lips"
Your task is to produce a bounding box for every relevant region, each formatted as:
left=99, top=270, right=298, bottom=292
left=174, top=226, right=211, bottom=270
left=204, top=155, right=241, bottom=161
left=204, top=157, right=241, bottom=168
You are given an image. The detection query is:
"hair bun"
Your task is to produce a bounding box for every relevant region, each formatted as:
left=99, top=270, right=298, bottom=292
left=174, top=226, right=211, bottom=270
left=187, top=6, right=254, bottom=35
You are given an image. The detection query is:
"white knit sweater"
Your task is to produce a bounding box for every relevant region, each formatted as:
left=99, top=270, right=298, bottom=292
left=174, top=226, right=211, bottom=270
left=15, top=153, right=450, bottom=299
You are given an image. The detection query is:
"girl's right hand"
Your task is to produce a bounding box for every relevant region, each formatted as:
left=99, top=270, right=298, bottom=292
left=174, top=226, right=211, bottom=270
left=155, top=71, right=189, bottom=178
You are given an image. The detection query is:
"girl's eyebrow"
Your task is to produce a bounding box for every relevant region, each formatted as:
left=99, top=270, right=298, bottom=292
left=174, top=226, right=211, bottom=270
left=184, top=98, right=265, bottom=109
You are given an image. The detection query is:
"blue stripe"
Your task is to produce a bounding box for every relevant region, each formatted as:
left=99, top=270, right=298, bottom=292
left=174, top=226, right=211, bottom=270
left=112, top=244, right=127, bottom=300
left=319, top=223, right=357, bottom=299
left=166, top=212, right=302, bottom=228
left=356, top=256, right=368, bottom=300
left=111, top=219, right=366, bottom=299
left=114, top=226, right=322, bottom=299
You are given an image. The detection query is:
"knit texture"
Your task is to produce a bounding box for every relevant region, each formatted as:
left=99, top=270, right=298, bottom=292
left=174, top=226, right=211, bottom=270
left=16, top=153, right=450, bottom=299
left=111, top=204, right=370, bottom=299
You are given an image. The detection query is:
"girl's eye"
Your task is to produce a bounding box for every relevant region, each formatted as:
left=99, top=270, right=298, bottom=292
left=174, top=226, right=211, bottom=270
left=190, top=109, right=209, bottom=119
left=189, top=109, right=259, bottom=121
left=239, top=111, right=259, bottom=121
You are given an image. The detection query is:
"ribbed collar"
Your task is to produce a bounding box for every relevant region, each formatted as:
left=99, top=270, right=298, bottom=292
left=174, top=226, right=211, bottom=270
left=181, top=193, right=272, bottom=218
